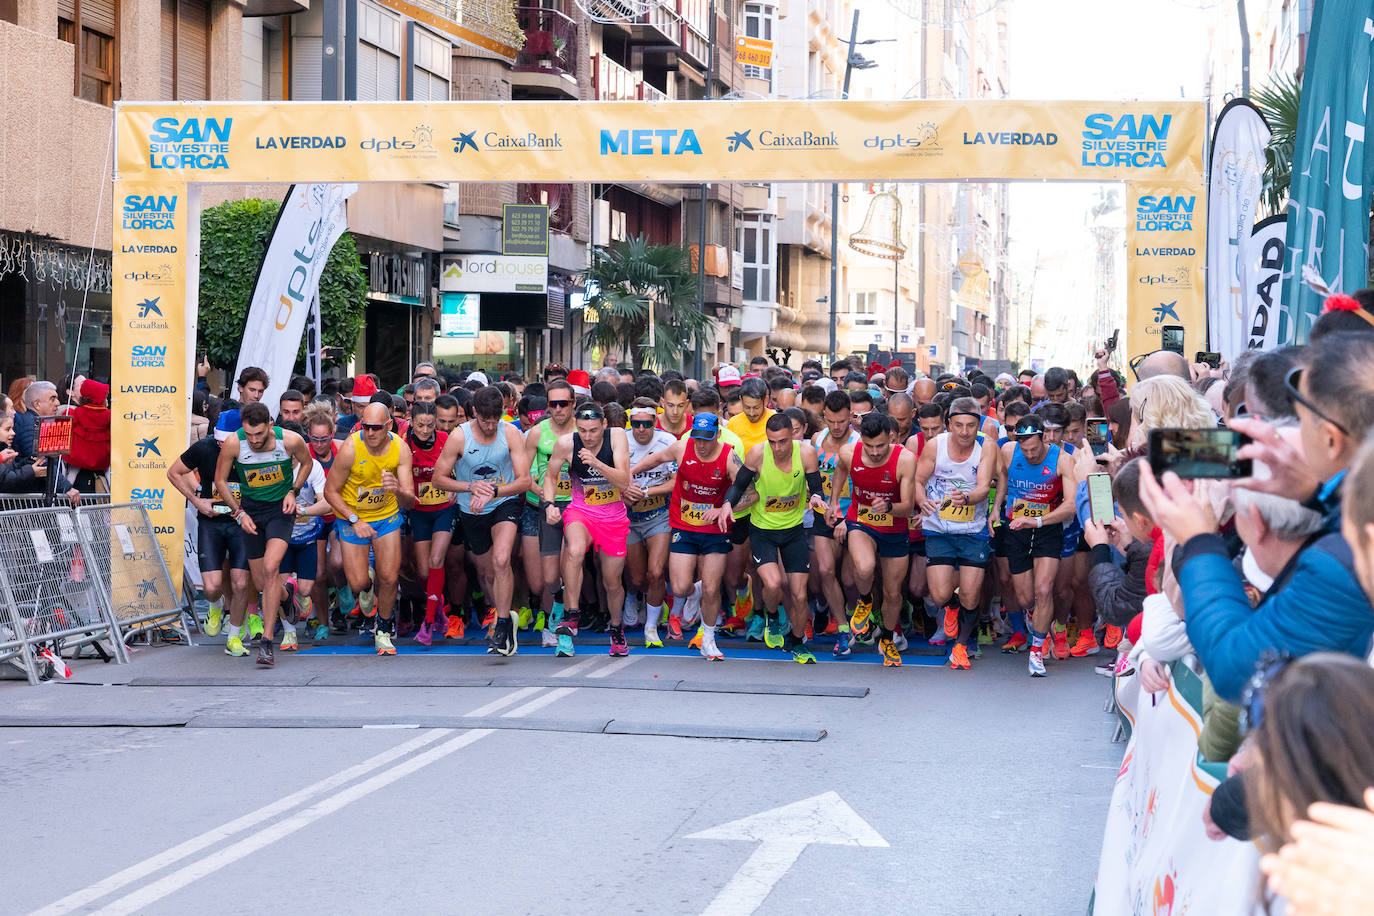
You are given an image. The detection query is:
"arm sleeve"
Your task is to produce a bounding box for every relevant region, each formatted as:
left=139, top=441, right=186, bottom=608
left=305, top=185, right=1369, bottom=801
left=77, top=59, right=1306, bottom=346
left=724, top=465, right=757, bottom=507
left=805, top=470, right=825, bottom=498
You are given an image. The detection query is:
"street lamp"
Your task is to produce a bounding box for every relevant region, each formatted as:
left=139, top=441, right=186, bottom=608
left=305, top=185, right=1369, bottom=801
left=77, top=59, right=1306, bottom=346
left=849, top=190, right=907, bottom=360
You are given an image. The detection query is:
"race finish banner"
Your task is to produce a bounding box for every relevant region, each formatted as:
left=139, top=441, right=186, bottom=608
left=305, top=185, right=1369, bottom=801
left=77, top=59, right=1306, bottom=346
left=1280, top=0, right=1374, bottom=343
left=1125, top=182, right=1208, bottom=359
left=1206, top=99, right=1270, bottom=361
left=111, top=98, right=1206, bottom=575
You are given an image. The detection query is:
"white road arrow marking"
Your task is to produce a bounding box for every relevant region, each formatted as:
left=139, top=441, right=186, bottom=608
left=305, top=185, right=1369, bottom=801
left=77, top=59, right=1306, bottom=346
left=687, top=791, right=889, bottom=915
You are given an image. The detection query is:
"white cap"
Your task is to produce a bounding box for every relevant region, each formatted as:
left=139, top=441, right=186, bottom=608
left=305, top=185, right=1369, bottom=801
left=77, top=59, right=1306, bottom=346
left=467, top=371, right=489, bottom=387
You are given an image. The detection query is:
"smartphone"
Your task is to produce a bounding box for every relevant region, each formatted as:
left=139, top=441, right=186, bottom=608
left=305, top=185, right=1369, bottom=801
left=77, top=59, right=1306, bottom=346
left=1105, top=329, right=1119, bottom=353
left=1086, top=416, right=1110, bottom=455
left=1087, top=472, right=1115, bottom=525
left=1160, top=325, right=1185, bottom=354
left=1149, top=427, right=1254, bottom=479
left=1196, top=350, right=1221, bottom=369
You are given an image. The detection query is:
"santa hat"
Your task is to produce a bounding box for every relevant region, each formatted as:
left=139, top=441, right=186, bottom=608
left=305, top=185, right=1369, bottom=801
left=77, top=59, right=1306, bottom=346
left=350, top=375, right=378, bottom=403
left=80, top=379, right=110, bottom=404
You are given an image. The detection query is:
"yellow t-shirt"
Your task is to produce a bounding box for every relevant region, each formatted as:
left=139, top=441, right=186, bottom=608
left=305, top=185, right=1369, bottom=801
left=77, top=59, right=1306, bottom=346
left=727, top=409, right=775, bottom=457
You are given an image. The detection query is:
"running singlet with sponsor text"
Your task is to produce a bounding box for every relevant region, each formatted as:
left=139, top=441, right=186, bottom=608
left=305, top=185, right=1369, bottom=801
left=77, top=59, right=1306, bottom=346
left=407, top=429, right=451, bottom=512
left=814, top=429, right=859, bottom=516
left=752, top=441, right=806, bottom=531
left=669, top=440, right=734, bottom=530
left=527, top=419, right=572, bottom=506
left=569, top=432, right=628, bottom=522
left=628, top=429, right=678, bottom=517
left=1002, top=442, right=1063, bottom=521
left=846, top=445, right=907, bottom=533
left=340, top=431, right=401, bottom=523
left=455, top=420, right=515, bottom=515
left=923, top=432, right=988, bottom=536
left=233, top=427, right=293, bottom=503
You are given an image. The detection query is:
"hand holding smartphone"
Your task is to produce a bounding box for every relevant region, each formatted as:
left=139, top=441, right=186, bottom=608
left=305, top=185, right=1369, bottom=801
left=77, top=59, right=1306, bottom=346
left=1149, top=427, right=1253, bottom=479
left=1087, top=472, right=1115, bottom=525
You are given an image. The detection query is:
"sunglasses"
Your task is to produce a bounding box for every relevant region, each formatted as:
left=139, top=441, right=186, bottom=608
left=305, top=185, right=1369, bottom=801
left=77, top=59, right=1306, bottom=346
left=630, top=418, right=656, bottom=429
left=360, top=422, right=388, bottom=432
left=1284, top=367, right=1348, bottom=435
left=308, top=434, right=333, bottom=443
left=547, top=399, right=572, bottom=408
left=1239, top=650, right=1294, bottom=735
left=575, top=409, right=603, bottom=421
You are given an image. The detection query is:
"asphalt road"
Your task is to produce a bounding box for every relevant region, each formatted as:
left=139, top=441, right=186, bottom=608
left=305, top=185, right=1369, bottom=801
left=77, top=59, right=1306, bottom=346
left=2, top=637, right=1122, bottom=915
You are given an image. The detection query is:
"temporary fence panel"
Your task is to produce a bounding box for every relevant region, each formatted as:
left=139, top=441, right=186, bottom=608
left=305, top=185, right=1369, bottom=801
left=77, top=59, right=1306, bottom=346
left=75, top=503, right=188, bottom=646
left=0, top=492, right=111, bottom=512
left=0, top=506, right=127, bottom=684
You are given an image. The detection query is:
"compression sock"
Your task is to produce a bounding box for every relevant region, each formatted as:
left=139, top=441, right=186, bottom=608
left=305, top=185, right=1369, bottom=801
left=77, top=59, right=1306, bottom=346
left=424, top=567, right=446, bottom=624
left=339, top=583, right=355, bottom=614
left=957, top=603, right=980, bottom=647
left=377, top=614, right=396, bottom=635
left=1009, top=610, right=1027, bottom=635
left=1029, top=626, right=1048, bottom=650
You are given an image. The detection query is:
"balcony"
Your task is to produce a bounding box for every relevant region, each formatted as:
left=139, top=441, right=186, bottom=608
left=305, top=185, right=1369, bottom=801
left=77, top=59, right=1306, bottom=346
left=593, top=53, right=639, bottom=101
left=622, top=1, right=682, bottom=46
left=676, top=0, right=710, bottom=68
left=512, top=7, right=580, bottom=99
left=518, top=183, right=576, bottom=234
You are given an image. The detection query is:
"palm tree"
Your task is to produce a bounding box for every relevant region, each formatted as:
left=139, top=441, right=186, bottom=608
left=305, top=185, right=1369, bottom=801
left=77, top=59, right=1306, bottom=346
left=581, top=235, right=713, bottom=371
left=1252, top=71, right=1302, bottom=216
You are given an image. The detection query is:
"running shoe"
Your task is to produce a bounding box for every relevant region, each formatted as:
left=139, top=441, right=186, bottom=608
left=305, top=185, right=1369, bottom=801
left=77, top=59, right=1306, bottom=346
left=700, top=627, right=723, bottom=661
left=643, top=622, right=663, bottom=649
left=555, top=609, right=579, bottom=638
left=1070, top=631, right=1100, bottom=657
left=688, top=626, right=703, bottom=650
left=949, top=643, right=971, bottom=670
left=732, top=584, right=753, bottom=618
left=415, top=622, right=433, bottom=646
left=1103, top=624, right=1124, bottom=650
left=977, top=622, right=993, bottom=645
left=1051, top=625, right=1069, bottom=661
left=942, top=606, right=958, bottom=639
left=541, top=623, right=558, bottom=648
left=667, top=613, right=684, bottom=641
left=720, top=615, right=746, bottom=634
left=622, top=595, right=641, bottom=629
left=359, top=588, right=375, bottom=619
left=555, top=633, right=574, bottom=657
left=446, top=614, right=465, bottom=639
left=682, top=583, right=703, bottom=629
left=832, top=630, right=852, bottom=657
left=246, top=612, right=264, bottom=641
left=822, top=613, right=839, bottom=636
left=534, top=611, right=547, bottom=632
left=1095, top=658, right=1118, bottom=677
left=927, top=630, right=948, bottom=647
left=745, top=614, right=766, bottom=642
left=850, top=596, right=875, bottom=639
left=762, top=618, right=785, bottom=650
left=1001, top=632, right=1028, bottom=653
left=255, top=636, right=275, bottom=667
left=204, top=604, right=223, bottom=637
left=792, top=645, right=817, bottom=664
left=609, top=626, right=629, bottom=657
left=517, top=607, right=534, bottom=631
left=313, top=624, right=329, bottom=642
left=1028, top=647, right=1047, bottom=677
left=281, top=577, right=298, bottom=620
left=501, top=616, right=519, bottom=656
left=878, top=637, right=901, bottom=667
left=281, top=628, right=299, bottom=652
left=482, top=609, right=496, bottom=632
left=225, top=636, right=248, bottom=657
left=892, top=630, right=909, bottom=652
left=375, top=630, right=396, bottom=656
left=804, top=617, right=814, bottom=643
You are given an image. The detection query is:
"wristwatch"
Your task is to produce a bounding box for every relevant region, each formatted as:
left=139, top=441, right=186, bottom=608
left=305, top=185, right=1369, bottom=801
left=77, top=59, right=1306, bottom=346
left=347, top=512, right=359, bottom=524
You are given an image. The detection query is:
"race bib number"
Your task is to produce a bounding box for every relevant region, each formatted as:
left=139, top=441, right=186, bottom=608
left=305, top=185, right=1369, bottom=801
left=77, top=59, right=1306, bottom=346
left=938, top=498, right=976, bottom=523
left=584, top=482, right=621, bottom=506
left=556, top=469, right=572, bottom=497
left=632, top=493, right=667, bottom=513
left=417, top=482, right=450, bottom=507
left=228, top=481, right=241, bottom=498
left=680, top=499, right=714, bottom=527
left=820, top=468, right=850, bottom=499
left=1011, top=499, right=1048, bottom=520
left=764, top=493, right=800, bottom=513
left=858, top=504, right=891, bottom=527
left=245, top=465, right=284, bottom=487
left=358, top=486, right=390, bottom=508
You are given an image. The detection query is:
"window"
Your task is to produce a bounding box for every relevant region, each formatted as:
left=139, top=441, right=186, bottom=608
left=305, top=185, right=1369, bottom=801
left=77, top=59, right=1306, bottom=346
left=741, top=213, right=775, bottom=303
left=850, top=290, right=878, bottom=325
left=409, top=25, right=450, bottom=101
left=742, top=3, right=774, bottom=85
left=59, top=0, right=118, bottom=105
left=356, top=1, right=401, bottom=100
left=161, top=0, right=210, bottom=100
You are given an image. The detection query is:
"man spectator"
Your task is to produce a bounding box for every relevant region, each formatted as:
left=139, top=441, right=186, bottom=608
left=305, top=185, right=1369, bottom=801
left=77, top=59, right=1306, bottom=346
left=1133, top=349, right=1190, bottom=382
left=12, top=380, right=80, bottom=501
left=1239, top=346, right=1304, bottom=420
left=1042, top=367, right=1070, bottom=404
left=277, top=389, right=305, bottom=426
left=829, top=359, right=852, bottom=387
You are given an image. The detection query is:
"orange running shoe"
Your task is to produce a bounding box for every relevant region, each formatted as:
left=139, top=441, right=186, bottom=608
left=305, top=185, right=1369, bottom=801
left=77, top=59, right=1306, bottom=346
left=804, top=618, right=814, bottom=642
left=879, top=637, right=902, bottom=667
left=482, top=609, right=496, bottom=633
left=1001, top=632, right=1027, bottom=653
left=445, top=614, right=465, bottom=639
left=1051, top=626, right=1069, bottom=660
left=1103, top=624, right=1123, bottom=649
left=1070, top=631, right=1101, bottom=657
left=688, top=626, right=703, bottom=649
left=949, top=642, right=971, bottom=670
left=942, top=606, right=959, bottom=639
left=822, top=613, right=839, bottom=636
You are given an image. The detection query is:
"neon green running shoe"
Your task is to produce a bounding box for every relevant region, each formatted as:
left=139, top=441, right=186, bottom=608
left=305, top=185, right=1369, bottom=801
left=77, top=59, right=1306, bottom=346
left=534, top=610, right=546, bottom=632
left=224, top=636, right=248, bottom=657
left=518, top=607, right=534, bottom=630
left=204, top=605, right=223, bottom=637
left=762, top=619, right=785, bottom=650
left=792, top=646, right=816, bottom=664
left=245, top=613, right=264, bottom=640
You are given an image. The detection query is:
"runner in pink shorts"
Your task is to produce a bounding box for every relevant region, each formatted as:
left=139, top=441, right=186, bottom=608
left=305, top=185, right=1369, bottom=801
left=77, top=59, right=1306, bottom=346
left=542, top=402, right=634, bottom=656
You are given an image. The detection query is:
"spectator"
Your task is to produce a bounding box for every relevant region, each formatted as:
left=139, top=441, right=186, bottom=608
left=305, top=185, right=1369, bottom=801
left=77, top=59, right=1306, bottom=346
left=65, top=378, right=111, bottom=494
left=1133, top=348, right=1190, bottom=382
left=1127, top=375, right=1214, bottom=450
left=1309, top=289, right=1374, bottom=341
left=1241, top=346, right=1305, bottom=420
left=7, top=382, right=78, bottom=501
left=190, top=390, right=210, bottom=443
left=0, top=411, right=38, bottom=492
left=1082, top=458, right=1153, bottom=630
left=8, top=376, right=34, bottom=414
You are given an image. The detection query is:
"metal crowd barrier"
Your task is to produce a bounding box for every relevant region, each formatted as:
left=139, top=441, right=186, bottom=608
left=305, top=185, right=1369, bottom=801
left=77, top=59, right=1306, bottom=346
left=0, top=492, right=110, bottom=511
left=0, top=502, right=181, bottom=685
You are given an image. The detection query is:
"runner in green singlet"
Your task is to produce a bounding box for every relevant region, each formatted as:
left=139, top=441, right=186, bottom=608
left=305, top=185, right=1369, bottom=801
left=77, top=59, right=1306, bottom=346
left=522, top=378, right=577, bottom=642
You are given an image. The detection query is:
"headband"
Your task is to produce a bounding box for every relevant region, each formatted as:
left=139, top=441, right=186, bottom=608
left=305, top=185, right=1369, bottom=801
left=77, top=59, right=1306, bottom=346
left=628, top=407, right=656, bottom=418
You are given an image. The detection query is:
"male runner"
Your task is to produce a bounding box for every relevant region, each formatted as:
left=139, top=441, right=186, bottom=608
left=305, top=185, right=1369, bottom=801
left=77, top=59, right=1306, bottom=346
left=302, top=404, right=340, bottom=641
left=323, top=401, right=416, bottom=657
left=724, top=377, right=775, bottom=634
left=543, top=403, right=633, bottom=656
left=168, top=412, right=252, bottom=654
left=658, top=379, right=692, bottom=438
left=405, top=401, right=456, bottom=645
left=214, top=402, right=312, bottom=667
left=433, top=386, right=531, bottom=656
left=992, top=414, right=1078, bottom=676
left=277, top=432, right=333, bottom=651
left=812, top=390, right=858, bottom=655
left=631, top=412, right=746, bottom=659
left=914, top=397, right=995, bottom=670
left=904, top=403, right=946, bottom=641
left=522, top=378, right=576, bottom=644
left=829, top=412, right=918, bottom=667
left=624, top=398, right=678, bottom=646
left=723, top=414, right=826, bottom=663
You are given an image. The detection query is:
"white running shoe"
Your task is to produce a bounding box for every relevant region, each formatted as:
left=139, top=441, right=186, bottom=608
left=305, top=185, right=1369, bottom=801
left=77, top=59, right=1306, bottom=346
left=682, top=581, right=703, bottom=628
left=541, top=627, right=558, bottom=649
left=622, top=594, right=641, bottom=628
left=700, top=626, right=723, bottom=661
left=892, top=630, right=909, bottom=652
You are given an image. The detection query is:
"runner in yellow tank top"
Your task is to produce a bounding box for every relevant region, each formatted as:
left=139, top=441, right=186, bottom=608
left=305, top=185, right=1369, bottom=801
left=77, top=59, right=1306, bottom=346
left=340, top=429, right=402, bottom=523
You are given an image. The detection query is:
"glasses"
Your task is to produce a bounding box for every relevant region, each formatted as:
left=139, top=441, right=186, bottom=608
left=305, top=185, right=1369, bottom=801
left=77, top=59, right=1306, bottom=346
left=360, top=422, right=388, bottom=432
left=1239, top=651, right=1294, bottom=735
left=308, top=434, right=333, bottom=443
left=630, top=419, right=656, bottom=429
left=547, top=399, right=572, bottom=409
left=575, top=409, right=603, bottom=421
left=1284, top=367, right=1348, bottom=435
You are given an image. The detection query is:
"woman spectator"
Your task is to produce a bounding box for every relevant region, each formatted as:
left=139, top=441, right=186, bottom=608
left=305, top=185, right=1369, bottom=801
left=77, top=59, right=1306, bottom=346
left=65, top=378, right=111, bottom=494
left=8, top=376, right=34, bottom=415
left=1126, top=374, right=1215, bottom=451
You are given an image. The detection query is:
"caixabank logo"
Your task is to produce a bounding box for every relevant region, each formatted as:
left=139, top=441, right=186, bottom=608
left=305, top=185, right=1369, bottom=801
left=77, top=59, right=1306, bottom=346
left=122, top=194, right=176, bottom=231
left=1081, top=113, right=1171, bottom=169
left=127, top=296, right=169, bottom=331
left=147, top=117, right=232, bottom=170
